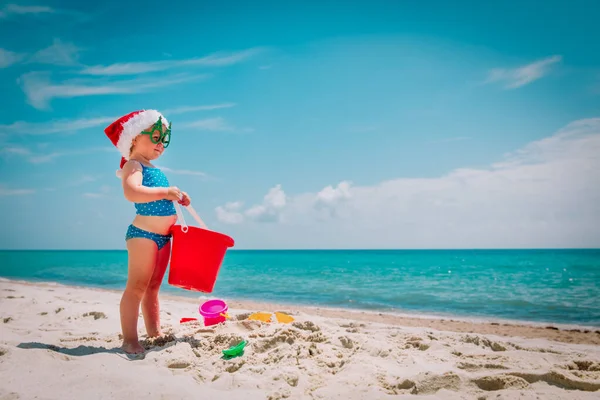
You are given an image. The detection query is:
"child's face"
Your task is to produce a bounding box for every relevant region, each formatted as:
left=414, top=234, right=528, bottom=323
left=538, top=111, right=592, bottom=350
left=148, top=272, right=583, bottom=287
left=131, top=122, right=169, bottom=160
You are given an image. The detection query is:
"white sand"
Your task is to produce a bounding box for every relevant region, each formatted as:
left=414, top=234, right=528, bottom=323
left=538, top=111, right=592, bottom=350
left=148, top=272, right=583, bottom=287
left=1, top=279, right=599, bottom=400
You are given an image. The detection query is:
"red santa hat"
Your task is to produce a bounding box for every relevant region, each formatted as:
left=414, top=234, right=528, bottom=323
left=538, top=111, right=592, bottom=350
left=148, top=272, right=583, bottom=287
left=104, top=109, right=168, bottom=177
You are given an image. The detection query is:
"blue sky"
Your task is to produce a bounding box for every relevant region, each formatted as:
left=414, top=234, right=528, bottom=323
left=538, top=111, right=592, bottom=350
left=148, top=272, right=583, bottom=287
left=1, top=0, right=599, bottom=249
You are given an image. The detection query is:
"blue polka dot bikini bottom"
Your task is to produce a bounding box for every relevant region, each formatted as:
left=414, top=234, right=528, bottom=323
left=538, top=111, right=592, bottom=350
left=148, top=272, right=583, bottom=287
left=125, top=224, right=171, bottom=250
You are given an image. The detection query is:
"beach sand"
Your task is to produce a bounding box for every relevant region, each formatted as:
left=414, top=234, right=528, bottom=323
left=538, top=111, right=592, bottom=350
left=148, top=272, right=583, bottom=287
left=1, top=279, right=599, bottom=399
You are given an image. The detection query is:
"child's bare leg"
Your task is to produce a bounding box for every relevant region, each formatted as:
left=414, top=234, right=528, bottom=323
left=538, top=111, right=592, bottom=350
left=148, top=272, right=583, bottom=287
left=120, top=239, right=158, bottom=354
left=141, top=241, right=171, bottom=337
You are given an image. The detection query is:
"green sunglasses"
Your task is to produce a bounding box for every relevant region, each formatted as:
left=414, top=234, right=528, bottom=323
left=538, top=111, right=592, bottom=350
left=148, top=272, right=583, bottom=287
left=141, top=116, right=171, bottom=148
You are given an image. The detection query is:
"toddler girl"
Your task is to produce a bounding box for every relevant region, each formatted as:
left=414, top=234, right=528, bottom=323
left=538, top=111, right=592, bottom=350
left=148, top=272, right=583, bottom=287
left=104, top=110, right=190, bottom=354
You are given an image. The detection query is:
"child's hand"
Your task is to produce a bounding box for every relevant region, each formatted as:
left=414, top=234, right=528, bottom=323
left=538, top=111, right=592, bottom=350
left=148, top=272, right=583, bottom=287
left=165, top=186, right=183, bottom=201
left=178, top=191, right=191, bottom=206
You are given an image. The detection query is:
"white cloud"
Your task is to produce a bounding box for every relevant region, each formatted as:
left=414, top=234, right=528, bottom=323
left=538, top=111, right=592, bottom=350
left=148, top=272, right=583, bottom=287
left=43, top=175, right=98, bottom=192
left=18, top=71, right=208, bottom=110
left=158, top=166, right=208, bottom=178
left=216, top=201, right=245, bottom=224
left=183, top=117, right=234, bottom=131
left=0, top=117, right=114, bottom=135
left=164, top=103, right=236, bottom=115
left=0, top=104, right=236, bottom=131
left=0, top=4, right=54, bottom=18
left=217, top=118, right=600, bottom=249
left=0, top=48, right=23, bottom=68
left=315, top=181, right=352, bottom=205
left=183, top=117, right=253, bottom=133
left=0, top=144, right=116, bottom=165
left=219, top=185, right=288, bottom=224
left=27, top=147, right=113, bottom=163
left=486, top=55, right=562, bottom=89
left=314, top=181, right=352, bottom=217
left=79, top=48, right=263, bottom=76
left=0, top=108, right=232, bottom=136
left=262, top=185, right=287, bottom=209
left=83, top=185, right=111, bottom=199
left=28, top=38, right=81, bottom=66
left=2, top=39, right=82, bottom=69
left=0, top=146, right=31, bottom=156
left=68, top=175, right=98, bottom=187
left=0, top=185, right=35, bottom=196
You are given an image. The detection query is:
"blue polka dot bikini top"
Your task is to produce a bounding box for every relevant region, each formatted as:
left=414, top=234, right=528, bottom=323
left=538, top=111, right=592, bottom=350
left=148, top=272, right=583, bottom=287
left=135, top=163, right=176, bottom=217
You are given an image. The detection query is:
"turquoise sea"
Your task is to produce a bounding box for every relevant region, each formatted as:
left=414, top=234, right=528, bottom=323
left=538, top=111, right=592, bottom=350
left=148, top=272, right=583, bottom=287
left=1, top=249, right=599, bottom=327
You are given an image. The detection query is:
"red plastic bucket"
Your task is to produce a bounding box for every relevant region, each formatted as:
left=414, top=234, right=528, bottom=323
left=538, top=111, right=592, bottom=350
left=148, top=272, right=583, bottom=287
left=168, top=205, right=234, bottom=292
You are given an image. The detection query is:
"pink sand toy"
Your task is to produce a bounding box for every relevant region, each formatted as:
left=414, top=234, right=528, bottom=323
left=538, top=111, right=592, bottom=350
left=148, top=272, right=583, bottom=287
left=199, top=299, right=230, bottom=326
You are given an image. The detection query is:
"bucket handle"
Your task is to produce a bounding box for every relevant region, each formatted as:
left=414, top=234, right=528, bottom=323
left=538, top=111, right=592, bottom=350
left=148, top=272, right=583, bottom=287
left=174, top=202, right=208, bottom=233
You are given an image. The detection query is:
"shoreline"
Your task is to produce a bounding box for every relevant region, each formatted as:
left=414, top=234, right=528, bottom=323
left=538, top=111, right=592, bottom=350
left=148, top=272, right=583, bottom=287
left=3, top=276, right=599, bottom=330
left=3, top=277, right=600, bottom=345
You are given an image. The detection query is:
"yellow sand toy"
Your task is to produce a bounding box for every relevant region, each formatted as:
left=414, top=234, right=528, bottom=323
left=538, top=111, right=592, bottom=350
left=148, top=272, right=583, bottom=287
left=275, top=312, right=294, bottom=323
left=247, top=311, right=294, bottom=324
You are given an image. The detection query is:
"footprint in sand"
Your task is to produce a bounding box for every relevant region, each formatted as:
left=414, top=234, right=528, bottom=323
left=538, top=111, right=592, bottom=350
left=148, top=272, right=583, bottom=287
left=185, top=333, right=242, bottom=355
left=306, top=342, right=322, bottom=357
left=194, top=328, right=216, bottom=334
left=235, top=312, right=251, bottom=321
left=240, top=320, right=262, bottom=331
left=564, top=360, right=600, bottom=372
left=254, top=329, right=302, bottom=353
left=59, top=336, right=99, bottom=343
left=225, top=360, right=245, bottom=373
left=142, top=333, right=177, bottom=349
left=273, top=372, right=300, bottom=388
left=410, top=372, right=462, bottom=395
left=292, top=321, right=321, bottom=332
left=306, top=332, right=328, bottom=344
left=404, top=337, right=430, bottom=351
left=462, top=335, right=507, bottom=352
left=508, top=342, right=561, bottom=354
left=340, top=322, right=365, bottom=333
left=474, top=371, right=600, bottom=392
left=167, top=360, right=191, bottom=369
left=457, top=362, right=508, bottom=371
left=377, top=374, right=416, bottom=395
left=338, top=336, right=354, bottom=349
left=82, top=311, right=106, bottom=320
left=508, top=371, right=600, bottom=392
left=284, top=373, right=299, bottom=387
left=472, top=375, right=530, bottom=391
left=267, top=389, right=291, bottom=400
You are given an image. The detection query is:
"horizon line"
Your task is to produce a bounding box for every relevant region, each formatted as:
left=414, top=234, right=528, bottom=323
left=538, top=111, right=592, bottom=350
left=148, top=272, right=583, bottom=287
left=1, top=247, right=599, bottom=252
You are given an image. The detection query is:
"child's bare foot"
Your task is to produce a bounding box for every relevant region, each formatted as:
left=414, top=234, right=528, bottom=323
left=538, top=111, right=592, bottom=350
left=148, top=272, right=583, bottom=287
left=121, top=340, right=144, bottom=354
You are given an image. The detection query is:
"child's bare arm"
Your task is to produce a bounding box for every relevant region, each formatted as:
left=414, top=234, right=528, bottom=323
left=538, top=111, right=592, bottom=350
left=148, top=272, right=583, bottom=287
left=121, top=161, right=180, bottom=203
